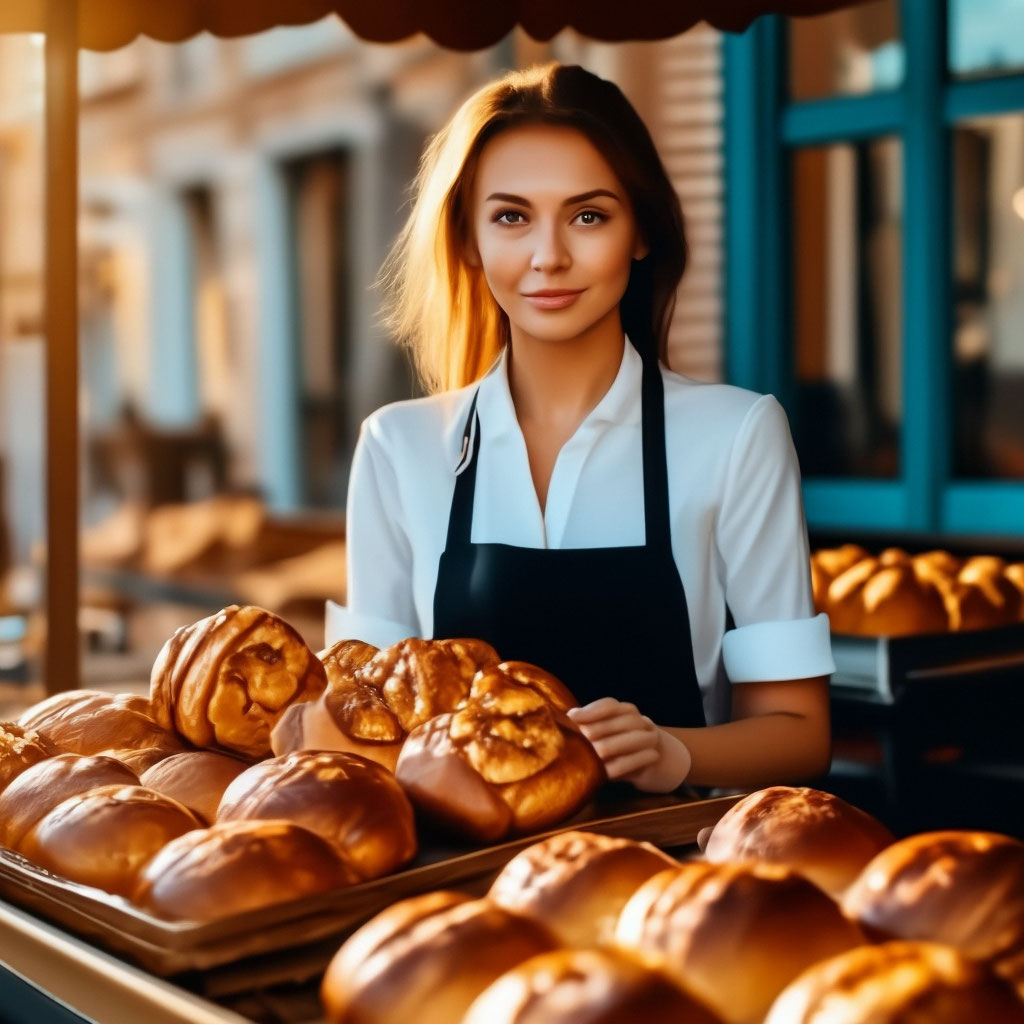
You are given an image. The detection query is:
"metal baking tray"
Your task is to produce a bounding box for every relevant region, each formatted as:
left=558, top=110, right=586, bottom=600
left=0, top=790, right=740, bottom=982
left=831, top=623, right=1024, bottom=703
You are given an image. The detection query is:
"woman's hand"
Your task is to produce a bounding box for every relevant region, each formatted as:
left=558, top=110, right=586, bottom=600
left=567, top=698, right=691, bottom=793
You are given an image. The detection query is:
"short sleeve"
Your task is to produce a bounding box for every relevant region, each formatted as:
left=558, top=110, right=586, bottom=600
left=715, top=395, right=835, bottom=682
left=331, top=418, right=419, bottom=648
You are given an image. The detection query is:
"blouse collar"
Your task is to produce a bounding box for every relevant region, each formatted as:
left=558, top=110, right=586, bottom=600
left=445, top=338, right=644, bottom=472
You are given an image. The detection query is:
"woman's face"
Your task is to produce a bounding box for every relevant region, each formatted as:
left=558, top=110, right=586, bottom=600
left=469, top=124, right=647, bottom=349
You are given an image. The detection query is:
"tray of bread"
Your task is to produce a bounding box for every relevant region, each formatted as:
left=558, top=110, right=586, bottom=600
left=0, top=605, right=740, bottom=979
left=811, top=545, right=1024, bottom=701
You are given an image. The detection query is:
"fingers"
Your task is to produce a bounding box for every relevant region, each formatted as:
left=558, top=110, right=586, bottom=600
left=605, top=747, right=660, bottom=780
left=567, top=698, right=639, bottom=724
left=697, top=826, right=714, bottom=852
left=581, top=726, right=657, bottom=762
left=574, top=711, right=654, bottom=743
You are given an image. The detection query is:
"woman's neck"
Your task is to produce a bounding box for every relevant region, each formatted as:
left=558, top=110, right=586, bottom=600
left=506, top=314, right=626, bottom=433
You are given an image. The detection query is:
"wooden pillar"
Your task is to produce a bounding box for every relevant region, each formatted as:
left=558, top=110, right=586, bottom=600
left=44, top=0, right=79, bottom=694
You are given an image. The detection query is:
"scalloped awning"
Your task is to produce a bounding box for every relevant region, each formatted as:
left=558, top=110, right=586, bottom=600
left=3, top=0, right=866, bottom=51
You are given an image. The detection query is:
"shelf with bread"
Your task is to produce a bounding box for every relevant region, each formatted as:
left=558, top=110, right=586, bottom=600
left=812, top=544, right=1024, bottom=702
left=0, top=604, right=740, bottom=1004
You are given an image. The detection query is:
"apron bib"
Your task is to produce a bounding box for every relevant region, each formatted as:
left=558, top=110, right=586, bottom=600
left=432, top=348, right=706, bottom=728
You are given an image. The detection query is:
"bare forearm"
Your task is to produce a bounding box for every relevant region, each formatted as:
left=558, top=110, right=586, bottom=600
left=666, top=711, right=831, bottom=789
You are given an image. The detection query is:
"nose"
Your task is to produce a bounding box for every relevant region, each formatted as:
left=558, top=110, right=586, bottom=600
left=530, top=220, right=570, bottom=273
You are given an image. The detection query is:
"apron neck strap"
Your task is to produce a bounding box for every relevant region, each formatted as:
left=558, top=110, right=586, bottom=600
left=445, top=356, right=672, bottom=553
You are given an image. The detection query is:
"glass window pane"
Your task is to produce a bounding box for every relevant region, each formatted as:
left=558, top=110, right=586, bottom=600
left=791, top=138, right=903, bottom=478
left=949, top=0, right=1024, bottom=80
left=951, top=114, right=1024, bottom=479
left=788, top=0, right=903, bottom=101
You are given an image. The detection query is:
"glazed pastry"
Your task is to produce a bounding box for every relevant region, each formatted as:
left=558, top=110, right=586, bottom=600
left=395, top=670, right=604, bottom=842
left=133, top=819, right=359, bottom=921
left=19, top=690, right=186, bottom=758
left=765, top=941, right=1024, bottom=1024
left=0, top=753, right=139, bottom=851
left=0, top=722, right=60, bottom=795
left=615, top=861, right=864, bottom=1024
left=462, top=947, right=724, bottom=1024
left=701, top=786, right=894, bottom=899
left=140, top=750, right=250, bottom=825
left=217, top=750, right=417, bottom=880
left=20, top=784, right=201, bottom=897
left=320, top=891, right=558, bottom=1024
left=487, top=830, right=678, bottom=947
left=149, top=605, right=327, bottom=759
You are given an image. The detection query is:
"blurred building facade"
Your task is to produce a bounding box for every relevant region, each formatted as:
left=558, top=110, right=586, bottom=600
left=0, top=21, right=725, bottom=573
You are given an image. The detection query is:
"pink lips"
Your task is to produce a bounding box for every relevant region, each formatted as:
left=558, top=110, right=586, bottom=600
left=521, top=289, right=585, bottom=310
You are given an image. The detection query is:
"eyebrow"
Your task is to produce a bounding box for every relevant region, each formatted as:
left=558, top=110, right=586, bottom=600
left=484, top=189, right=622, bottom=206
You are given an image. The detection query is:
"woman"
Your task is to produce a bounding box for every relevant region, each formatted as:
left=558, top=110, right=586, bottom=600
left=328, top=63, right=834, bottom=793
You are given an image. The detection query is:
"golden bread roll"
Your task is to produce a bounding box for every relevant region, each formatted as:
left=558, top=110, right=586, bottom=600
left=824, top=557, right=879, bottom=633
left=358, top=637, right=488, bottom=734
left=396, top=674, right=604, bottom=842
left=811, top=544, right=870, bottom=581
left=0, top=753, right=139, bottom=850
left=826, top=558, right=949, bottom=636
left=764, top=940, right=1024, bottom=1024
left=913, top=549, right=963, bottom=578
left=0, top=722, right=60, bottom=794
left=217, top=750, right=416, bottom=880
left=20, top=784, right=201, bottom=896
left=947, top=558, right=1022, bottom=628
left=702, top=786, right=894, bottom=898
left=1005, top=562, right=1024, bottom=604
left=487, top=830, right=677, bottom=947
left=19, top=690, right=187, bottom=757
left=141, top=750, right=250, bottom=825
left=99, top=746, right=177, bottom=775
left=320, top=891, right=558, bottom=1024
left=150, top=605, right=327, bottom=759
left=320, top=639, right=380, bottom=690
left=615, top=862, right=864, bottom=1024
left=133, top=819, right=358, bottom=921
left=842, top=830, right=1024, bottom=963
left=462, top=946, right=724, bottom=1024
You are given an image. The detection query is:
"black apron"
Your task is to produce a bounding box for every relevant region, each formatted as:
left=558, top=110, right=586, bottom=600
left=432, top=348, right=706, bottom=728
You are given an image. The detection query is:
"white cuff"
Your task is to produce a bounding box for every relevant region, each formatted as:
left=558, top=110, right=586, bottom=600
left=722, top=612, right=835, bottom=682
left=324, top=600, right=418, bottom=651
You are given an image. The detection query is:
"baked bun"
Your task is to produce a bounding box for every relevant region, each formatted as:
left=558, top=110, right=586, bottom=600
left=133, top=819, right=358, bottom=921
left=321, top=639, right=380, bottom=689
left=150, top=605, right=327, bottom=759
left=141, top=750, right=250, bottom=825
left=812, top=544, right=870, bottom=581
left=488, top=830, right=677, bottom=947
left=615, top=862, right=864, bottom=1024
left=20, top=784, right=201, bottom=896
left=462, top=946, right=724, bottom=1024
left=358, top=637, right=496, bottom=734
left=702, top=786, right=894, bottom=898
left=395, top=674, right=604, bottom=842
left=271, top=637, right=509, bottom=770
left=0, top=722, right=60, bottom=794
left=0, top=753, right=139, bottom=850
left=765, top=940, right=1024, bottom=1024
left=18, top=690, right=186, bottom=757
left=842, top=830, right=1024, bottom=963
left=99, top=746, right=177, bottom=776
left=946, top=557, right=1022, bottom=629
left=217, top=750, right=416, bottom=880
left=827, top=558, right=949, bottom=636
left=320, top=891, right=558, bottom=1024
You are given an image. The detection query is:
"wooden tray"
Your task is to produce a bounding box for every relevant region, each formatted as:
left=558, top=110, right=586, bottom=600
left=0, top=790, right=741, bottom=980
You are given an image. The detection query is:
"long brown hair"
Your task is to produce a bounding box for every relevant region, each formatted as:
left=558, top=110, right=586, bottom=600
left=380, top=63, right=687, bottom=393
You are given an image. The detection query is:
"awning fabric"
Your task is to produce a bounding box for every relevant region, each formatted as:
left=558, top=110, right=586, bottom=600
left=3, top=0, right=867, bottom=50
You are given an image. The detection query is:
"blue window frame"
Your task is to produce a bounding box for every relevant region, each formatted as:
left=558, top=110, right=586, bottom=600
left=724, top=4, right=1024, bottom=538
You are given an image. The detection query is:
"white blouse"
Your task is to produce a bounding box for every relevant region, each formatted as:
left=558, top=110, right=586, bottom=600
left=328, top=339, right=834, bottom=727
